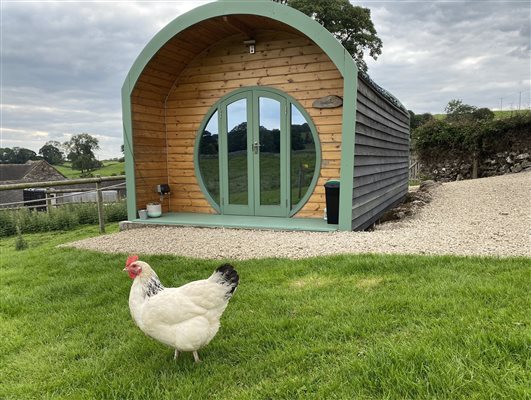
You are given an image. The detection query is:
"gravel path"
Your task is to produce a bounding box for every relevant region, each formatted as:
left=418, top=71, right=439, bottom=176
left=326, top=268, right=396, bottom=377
left=64, top=172, right=530, bottom=259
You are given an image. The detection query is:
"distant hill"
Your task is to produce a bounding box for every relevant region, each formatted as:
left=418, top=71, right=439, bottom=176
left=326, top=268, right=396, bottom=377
left=55, top=161, right=125, bottom=179
left=434, top=109, right=529, bottom=120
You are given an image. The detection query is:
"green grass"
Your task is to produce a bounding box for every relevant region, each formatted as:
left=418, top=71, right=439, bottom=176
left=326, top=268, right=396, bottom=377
left=55, top=161, right=125, bottom=179
left=1, top=227, right=530, bottom=399
left=433, top=109, right=529, bottom=120
left=491, top=109, right=530, bottom=119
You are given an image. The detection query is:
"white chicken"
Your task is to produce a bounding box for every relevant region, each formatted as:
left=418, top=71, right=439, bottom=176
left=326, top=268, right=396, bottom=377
left=123, top=255, right=239, bottom=363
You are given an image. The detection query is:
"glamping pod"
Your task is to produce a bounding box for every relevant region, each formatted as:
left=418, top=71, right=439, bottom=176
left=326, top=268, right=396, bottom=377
left=122, top=0, right=410, bottom=231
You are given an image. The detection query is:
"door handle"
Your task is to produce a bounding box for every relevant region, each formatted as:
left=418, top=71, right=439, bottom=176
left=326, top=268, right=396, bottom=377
left=252, top=141, right=262, bottom=154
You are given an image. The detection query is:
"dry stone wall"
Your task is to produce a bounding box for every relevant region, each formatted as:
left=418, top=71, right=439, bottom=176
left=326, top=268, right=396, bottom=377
left=419, top=131, right=531, bottom=182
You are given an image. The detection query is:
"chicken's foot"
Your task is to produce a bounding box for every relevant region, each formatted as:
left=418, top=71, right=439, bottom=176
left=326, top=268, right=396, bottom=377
left=174, top=349, right=179, bottom=360
left=193, top=351, right=201, bottom=363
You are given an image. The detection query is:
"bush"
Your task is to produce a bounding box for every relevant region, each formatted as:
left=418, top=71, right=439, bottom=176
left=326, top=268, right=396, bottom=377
left=14, top=226, right=28, bottom=251
left=0, top=201, right=127, bottom=237
left=74, top=203, right=99, bottom=225
left=0, top=211, right=17, bottom=236
left=105, top=202, right=128, bottom=222
left=413, top=113, right=531, bottom=160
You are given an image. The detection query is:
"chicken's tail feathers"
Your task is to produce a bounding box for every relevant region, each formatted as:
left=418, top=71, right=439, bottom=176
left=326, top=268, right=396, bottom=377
left=210, top=263, right=239, bottom=298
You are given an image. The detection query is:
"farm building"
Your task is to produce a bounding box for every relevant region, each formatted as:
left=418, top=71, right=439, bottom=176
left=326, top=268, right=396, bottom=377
left=122, top=0, right=410, bottom=231
left=0, top=161, right=67, bottom=208
left=0, top=160, right=126, bottom=209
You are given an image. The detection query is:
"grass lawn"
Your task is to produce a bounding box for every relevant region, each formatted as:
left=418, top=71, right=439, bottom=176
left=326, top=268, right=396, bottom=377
left=55, top=161, right=125, bottom=179
left=1, top=227, right=529, bottom=399
left=433, top=109, right=529, bottom=120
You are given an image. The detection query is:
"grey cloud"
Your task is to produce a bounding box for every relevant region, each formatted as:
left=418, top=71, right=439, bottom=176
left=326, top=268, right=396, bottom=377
left=1, top=1, right=207, bottom=158
left=359, top=0, right=530, bottom=112
left=1, top=0, right=529, bottom=159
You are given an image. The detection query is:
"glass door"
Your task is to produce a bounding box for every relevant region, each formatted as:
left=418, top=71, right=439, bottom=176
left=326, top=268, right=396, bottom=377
left=219, top=90, right=289, bottom=217
left=252, top=91, right=288, bottom=217
left=219, top=92, right=253, bottom=215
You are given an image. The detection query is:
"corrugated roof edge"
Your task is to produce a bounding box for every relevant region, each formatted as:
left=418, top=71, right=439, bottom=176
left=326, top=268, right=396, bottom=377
left=359, top=71, right=409, bottom=116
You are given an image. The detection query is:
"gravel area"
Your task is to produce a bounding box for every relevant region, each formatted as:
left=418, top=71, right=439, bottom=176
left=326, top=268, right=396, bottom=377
left=64, top=172, right=531, bottom=259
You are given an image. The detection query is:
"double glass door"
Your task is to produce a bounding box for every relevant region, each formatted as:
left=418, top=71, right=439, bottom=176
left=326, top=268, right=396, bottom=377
left=220, top=90, right=288, bottom=217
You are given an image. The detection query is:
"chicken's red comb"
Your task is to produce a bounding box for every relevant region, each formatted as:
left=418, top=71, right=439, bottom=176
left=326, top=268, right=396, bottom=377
left=126, top=255, right=139, bottom=267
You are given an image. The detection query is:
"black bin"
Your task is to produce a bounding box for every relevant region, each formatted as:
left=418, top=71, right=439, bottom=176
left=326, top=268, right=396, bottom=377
left=324, top=180, right=340, bottom=224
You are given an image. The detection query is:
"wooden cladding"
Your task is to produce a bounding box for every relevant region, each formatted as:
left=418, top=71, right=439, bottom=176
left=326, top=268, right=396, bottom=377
left=130, top=16, right=344, bottom=217
left=163, top=28, right=343, bottom=217
left=352, top=77, right=410, bottom=230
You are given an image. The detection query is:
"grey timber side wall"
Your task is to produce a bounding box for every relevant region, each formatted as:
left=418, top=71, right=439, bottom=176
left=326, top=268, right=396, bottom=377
left=351, top=77, right=410, bottom=230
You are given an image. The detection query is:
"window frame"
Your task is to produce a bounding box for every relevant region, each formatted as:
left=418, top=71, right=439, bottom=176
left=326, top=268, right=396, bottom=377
left=194, top=87, right=321, bottom=216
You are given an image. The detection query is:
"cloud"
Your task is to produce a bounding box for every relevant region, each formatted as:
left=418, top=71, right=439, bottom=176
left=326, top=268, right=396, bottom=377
left=359, top=0, right=530, bottom=111
left=1, top=1, right=212, bottom=158
left=1, top=0, right=529, bottom=160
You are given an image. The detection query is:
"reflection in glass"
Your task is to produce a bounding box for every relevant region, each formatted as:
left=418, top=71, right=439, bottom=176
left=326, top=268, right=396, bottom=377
left=198, top=111, right=220, bottom=204
left=291, top=104, right=316, bottom=206
left=227, top=99, right=248, bottom=205
left=258, top=97, right=281, bottom=206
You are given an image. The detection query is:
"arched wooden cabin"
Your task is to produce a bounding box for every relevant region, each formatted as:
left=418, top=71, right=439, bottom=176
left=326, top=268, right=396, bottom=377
left=122, top=0, right=410, bottom=231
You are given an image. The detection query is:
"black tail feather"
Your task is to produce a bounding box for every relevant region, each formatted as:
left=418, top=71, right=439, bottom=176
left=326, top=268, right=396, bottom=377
left=216, top=263, right=239, bottom=296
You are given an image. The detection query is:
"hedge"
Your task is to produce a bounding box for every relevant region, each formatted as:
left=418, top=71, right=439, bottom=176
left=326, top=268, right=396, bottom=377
left=413, top=113, right=531, bottom=159
left=0, top=201, right=127, bottom=237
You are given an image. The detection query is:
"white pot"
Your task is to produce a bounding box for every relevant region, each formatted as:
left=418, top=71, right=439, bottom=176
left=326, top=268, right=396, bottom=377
left=146, top=202, right=162, bottom=218
left=138, top=209, right=148, bottom=220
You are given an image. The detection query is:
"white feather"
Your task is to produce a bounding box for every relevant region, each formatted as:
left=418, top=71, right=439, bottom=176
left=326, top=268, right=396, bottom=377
left=128, top=262, right=236, bottom=354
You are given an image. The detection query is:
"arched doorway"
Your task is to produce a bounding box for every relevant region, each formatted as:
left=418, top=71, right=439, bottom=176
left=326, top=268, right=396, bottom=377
left=196, top=87, right=321, bottom=217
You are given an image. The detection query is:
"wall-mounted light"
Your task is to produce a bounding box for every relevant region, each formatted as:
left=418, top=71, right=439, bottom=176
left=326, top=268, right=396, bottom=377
left=244, top=39, right=256, bottom=54
left=156, top=183, right=170, bottom=202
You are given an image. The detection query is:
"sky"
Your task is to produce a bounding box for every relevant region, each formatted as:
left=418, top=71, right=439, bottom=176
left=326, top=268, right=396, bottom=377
left=1, top=0, right=530, bottom=159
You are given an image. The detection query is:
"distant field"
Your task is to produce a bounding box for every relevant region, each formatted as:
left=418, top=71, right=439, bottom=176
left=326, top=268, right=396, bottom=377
left=433, top=109, right=529, bottom=120
left=56, top=161, right=125, bottom=179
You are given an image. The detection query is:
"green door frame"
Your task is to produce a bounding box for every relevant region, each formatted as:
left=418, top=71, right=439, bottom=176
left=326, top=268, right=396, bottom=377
left=196, top=86, right=322, bottom=219
left=252, top=90, right=289, bottom=217
left=219, top=91, right=254, bottom=216
left=219, top=89, right=289, bottom=217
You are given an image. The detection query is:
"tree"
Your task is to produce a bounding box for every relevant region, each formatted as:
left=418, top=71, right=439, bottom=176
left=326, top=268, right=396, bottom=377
left=472, top=107, right=495, bottom=122
left=199, top=130, right=219, bottom=155
left=38, top=141, right=64, bottom=165
left=409, top=110, right=435, bottom=130
left=273, top=0, right=382, bottom=72
left=0, top=148, right=15, bottom=164
left=64, top=133, right=102, bottom=175
left=445, top=99, right=477, bottom=122
left=119, top=144, right=125, bottom=162
left=0, top=147, right=38, bottom=164
left=227, top=122, right=248, bottom=153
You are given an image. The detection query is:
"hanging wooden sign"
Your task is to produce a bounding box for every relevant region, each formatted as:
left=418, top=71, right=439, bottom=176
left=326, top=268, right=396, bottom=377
left=312, top=95, right=343, bottom=109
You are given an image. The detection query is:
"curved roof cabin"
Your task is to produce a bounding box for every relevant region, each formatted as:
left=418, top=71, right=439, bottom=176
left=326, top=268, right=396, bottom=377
left=122, top=0, right=410, bottom=231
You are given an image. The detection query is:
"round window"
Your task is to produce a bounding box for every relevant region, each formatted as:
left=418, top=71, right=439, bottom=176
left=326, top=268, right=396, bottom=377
left=196, top=88, right=320, bottom=216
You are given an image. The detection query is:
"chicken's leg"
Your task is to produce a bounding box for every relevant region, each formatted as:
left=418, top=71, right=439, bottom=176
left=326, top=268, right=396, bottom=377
left=193, top=351, right=201, bottom=363
left=174, top=349, right=179, bottom=360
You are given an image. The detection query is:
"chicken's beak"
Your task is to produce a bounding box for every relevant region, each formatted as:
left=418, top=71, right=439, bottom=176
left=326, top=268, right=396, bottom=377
left=123, top=266, right=128, bottom=272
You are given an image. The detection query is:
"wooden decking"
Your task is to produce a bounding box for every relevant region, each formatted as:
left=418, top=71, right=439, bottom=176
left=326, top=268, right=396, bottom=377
left=124, top=213, right=338, bottom=232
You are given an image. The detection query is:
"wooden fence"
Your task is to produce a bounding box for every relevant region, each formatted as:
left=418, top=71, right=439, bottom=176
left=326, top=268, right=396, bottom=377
left=409, top=158, right=420, bottom=181
left=0, top=175, right=126, bottom=233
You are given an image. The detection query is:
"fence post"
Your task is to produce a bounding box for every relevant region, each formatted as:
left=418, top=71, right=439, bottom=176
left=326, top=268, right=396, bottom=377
left=95, top=178, right=105, bottom=233
left=472, top=154, right=478, bottom=179
left=46, top=192, right=52, bottom=213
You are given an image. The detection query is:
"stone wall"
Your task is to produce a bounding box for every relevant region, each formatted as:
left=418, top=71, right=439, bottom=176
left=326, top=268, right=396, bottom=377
left=24, top=160, right=67, bottom=182
left=419, top=130, right=531, bottom=182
